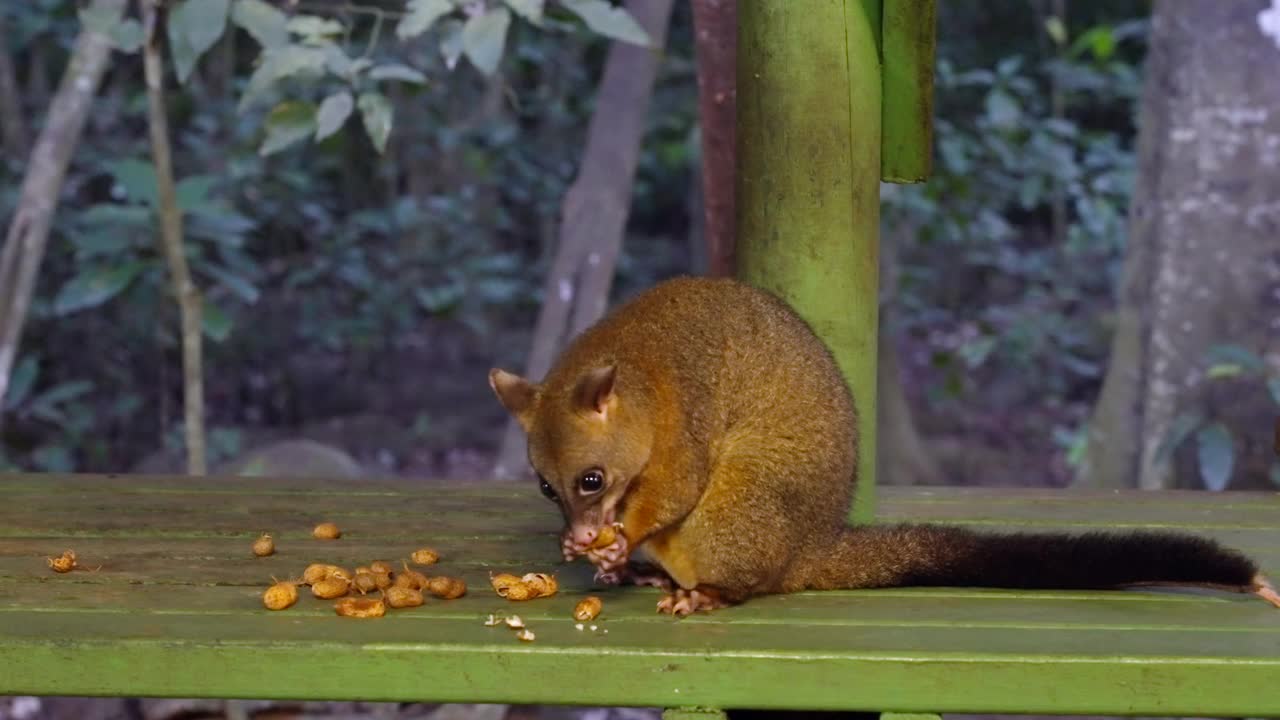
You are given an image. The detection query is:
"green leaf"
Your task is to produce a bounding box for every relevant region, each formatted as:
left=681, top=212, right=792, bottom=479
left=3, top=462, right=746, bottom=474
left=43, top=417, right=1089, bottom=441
left=462, top=6, right=510, bottom=76
left=1153, top=411, right=1202, bottom=466
left=560, top=0, right=650, bottom=46
left=167, top=0, right=230, bottom=85
left=1270, top=462, right=1280, bottom=489
left=198, top=262, right=260, bottom=303
left=175, top=175, right=219, bottom=211
left=1068, top=26, right=1116, bottom=61
left=70, top=227, right=134, bottom=258
left=369, top=63, right=428, bottom=84
left=77, top=4, right=126, bottom=35
left=358, top=92, right=393, bottom=153
left=107, top=159, right=158, bottom=206
left=1043, top=16, right=1066, bottom=46
left=985, top=89, right=1020, bottom=129
left=321, top=41, right=355, bottom=77
left=1195, top=422, right=1234, bottom=492
left=238, top=45, right=328, bottom=112
left=505, top=0, right=545, bottom=25
left=5, top=356, right=39, bottom=410
left=79, top=203, right=151, bottom=227
left=259, top=101, right=317, bottom=156
left=315, top=91, right=354, bottom=141
left=202, top=301, right=234, bottom=342
left=53, top=262, right=145, bottom=315
left=1267, top=377, right=1280, bottom=406
left=397, top=0, right=455, bottom=40
left=231, top=0, right=288, bottom=49
left=33, top=380, right=94, bottom=408
left=32, top=445, right=74, bottom=473
left=286, top=15, right=345, bottom=40
left=1206, top=363, right=1244, bottom=379
left=438, top=19, right=465, bottom=70
left=110, top=18, right=144, bottom=53
left=1204, top=343, right=1265, bottom=372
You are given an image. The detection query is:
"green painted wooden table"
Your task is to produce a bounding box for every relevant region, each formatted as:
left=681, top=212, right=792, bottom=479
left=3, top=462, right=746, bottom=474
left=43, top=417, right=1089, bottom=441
left=2, top=473, right=1279, bottom=717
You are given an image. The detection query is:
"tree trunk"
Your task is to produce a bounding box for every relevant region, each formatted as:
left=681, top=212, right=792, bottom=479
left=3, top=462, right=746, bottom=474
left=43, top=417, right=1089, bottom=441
left=0, top=14, right=30, bottom=158
left=691, top=0, right=736, bottom=277
left=143, top=0, right=206, bottom=476
left=1081, top=0, right=1280, bottom=490
left=0, top=0, right=125, bottom=416
left=492, top=0, right=676, bottom=479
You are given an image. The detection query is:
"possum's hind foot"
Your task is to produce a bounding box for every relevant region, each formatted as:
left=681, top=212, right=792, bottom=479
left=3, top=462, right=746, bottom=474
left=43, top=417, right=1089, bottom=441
left=1253, top=574, right=1280, bottom=609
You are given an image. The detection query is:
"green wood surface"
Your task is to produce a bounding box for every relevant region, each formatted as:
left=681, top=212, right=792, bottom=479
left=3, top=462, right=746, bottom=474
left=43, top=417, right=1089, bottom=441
left=880, top=0, right=936, bottom=183
left=736, top=1, right=882, bottom=524
left=2, top=474, right=1279, bottom=716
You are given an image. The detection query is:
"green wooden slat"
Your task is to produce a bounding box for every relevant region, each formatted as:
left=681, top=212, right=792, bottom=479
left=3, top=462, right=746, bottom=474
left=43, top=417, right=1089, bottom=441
left=4, top=612, right=1280, bottom=715
left=879, top=0, right=936, bottom=183
left=5, top=579, right=1277, bottom=633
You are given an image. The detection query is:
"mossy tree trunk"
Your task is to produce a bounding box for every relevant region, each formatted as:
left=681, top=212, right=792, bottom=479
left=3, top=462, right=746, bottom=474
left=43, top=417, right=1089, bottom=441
left=1081, top=0, right=1280, bottom=490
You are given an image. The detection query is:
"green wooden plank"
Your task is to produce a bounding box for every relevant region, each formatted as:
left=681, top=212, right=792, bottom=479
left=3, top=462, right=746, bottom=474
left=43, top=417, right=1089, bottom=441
left=9, top=483, right=1279, bottom=514
left=882, top=486, right=1280, bottom=508
left=4, top=611, right=1280, bottom=715
left=736, top=1, right=882, bottom=524
left=0, top=471, right=527, bottom=496
left=879, top=0, right=936, bottom=183
left=6, top=578, right=1277, bottom=633
left=3, top=476, right=1279, bottom=714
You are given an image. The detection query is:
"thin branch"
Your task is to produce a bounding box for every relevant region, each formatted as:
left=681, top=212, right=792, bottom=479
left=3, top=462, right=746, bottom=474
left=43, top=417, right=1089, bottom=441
left=142, top=0, right=207, bottom=475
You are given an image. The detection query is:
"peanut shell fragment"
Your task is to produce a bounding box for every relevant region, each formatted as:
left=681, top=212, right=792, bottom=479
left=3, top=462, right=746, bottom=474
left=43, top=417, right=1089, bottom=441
left=263, top=580, right=298, bottom=610
left=427, top=576, right=467, bottom=599
left=312, top=576, right=350, bottom=599
left=334, top=597, right=385, bottom=618
left=410, top=548, right=440, bottom=565
left=313, top=522, right=341, bottom=540
left=47, top=550, right=77, bottom=574
left=573, top=596, right=602, bottom=622
left=252, top=534, right=275, bottom=557
left=385, top=586, right=425, bottom=608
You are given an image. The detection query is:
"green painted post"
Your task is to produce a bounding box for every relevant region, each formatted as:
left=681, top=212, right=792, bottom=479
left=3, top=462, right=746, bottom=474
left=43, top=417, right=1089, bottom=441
left=881, top=0, right=937, bottom=182
left=736, top=1, right=883, bottom=524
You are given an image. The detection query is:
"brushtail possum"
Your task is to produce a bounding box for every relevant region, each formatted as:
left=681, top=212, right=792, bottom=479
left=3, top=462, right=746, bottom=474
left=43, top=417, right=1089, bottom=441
left=490, top=276, right=1280, bottom=615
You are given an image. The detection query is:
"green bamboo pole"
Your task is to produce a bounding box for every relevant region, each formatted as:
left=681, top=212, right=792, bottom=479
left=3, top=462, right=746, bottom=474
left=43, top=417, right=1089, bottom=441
left=736, top=1, right=882, bottom=524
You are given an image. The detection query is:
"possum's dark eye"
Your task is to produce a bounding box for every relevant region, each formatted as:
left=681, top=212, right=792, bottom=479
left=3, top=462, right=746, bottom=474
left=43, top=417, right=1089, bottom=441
left=537, top=476, right=558, bottom=502
left=578, top=470, right=605, bottom=494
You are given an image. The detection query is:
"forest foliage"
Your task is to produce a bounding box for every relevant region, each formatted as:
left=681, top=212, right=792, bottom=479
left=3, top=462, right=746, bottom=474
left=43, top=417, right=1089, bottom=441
left=4, top=0, right=1264, bottom=491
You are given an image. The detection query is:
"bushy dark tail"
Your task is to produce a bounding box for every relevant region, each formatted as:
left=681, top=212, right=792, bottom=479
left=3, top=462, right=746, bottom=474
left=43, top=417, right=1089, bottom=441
left=813, top=523, right=1264, bottom=593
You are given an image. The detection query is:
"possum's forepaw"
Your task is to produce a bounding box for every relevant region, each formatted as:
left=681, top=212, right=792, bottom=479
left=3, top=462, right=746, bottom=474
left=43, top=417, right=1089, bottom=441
left=561, top=530, right=581, bottom=562
left=585, top=522, right=628, bottom=571
left=656, top=587, right=729, bottom=617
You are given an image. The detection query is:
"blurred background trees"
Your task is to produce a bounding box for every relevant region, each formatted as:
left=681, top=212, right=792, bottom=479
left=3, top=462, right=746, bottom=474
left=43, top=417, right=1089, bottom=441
left=1, top=0, right=1278, bottom=497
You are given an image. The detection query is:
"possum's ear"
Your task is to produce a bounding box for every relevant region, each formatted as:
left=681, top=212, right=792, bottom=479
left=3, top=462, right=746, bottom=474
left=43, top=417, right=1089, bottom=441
left=573, top=364, right=617, bottom=420
left=489, top=368, right=538, bottom=429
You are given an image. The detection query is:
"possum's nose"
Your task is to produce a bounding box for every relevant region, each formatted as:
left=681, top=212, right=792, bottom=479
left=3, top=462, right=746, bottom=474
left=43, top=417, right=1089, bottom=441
left=571, top=525, right=598, bottom=546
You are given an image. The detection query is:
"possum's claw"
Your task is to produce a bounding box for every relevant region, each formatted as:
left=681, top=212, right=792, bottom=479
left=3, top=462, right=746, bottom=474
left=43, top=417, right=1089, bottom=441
left=657, top=587, right=729, bottom=617
left=1254, top=573, right=1280, bottom=608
